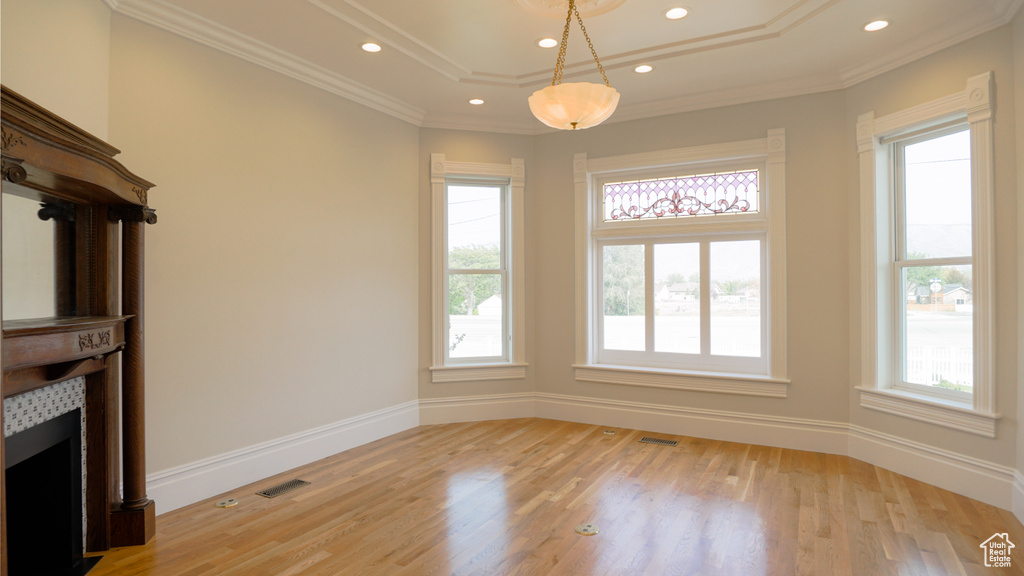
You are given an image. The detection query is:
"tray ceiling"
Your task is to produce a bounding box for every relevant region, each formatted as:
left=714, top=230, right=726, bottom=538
left=104, top=0, right=1021, bottom=134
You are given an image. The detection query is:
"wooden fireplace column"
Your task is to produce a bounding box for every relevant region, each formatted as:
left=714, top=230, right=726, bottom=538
left=109, top=208, right=157, bottom=545
left=0, top=85, right=159, bottom=573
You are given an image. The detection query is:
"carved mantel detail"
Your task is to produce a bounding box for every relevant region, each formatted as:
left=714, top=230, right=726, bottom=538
left=78, top=330, right=113, bottom=352
left=1, top=126, right=25, bottom=151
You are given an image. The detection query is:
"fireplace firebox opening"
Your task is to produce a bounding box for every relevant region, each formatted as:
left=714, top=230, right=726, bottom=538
left=4, top=408, right=101, bottom=576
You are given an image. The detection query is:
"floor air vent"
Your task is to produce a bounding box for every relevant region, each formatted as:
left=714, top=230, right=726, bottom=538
left=256, top=478, right=310, bottom=498
left=639, top=437, right=678, bottom=447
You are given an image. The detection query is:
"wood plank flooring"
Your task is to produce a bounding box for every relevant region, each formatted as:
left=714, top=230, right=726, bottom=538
left=86, top=419, right=1024, bottom=575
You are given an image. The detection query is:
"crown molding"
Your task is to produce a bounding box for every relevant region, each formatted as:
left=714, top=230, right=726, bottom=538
left=424, top=72, right=844, bottom=135
left=605, top=74, right=846, bottom=127
left=464, top=0, right=845, bottom=88
left=304, top=0, right=841, bottom=89
left=307, top=0, right=469, bottom=82
left=109, top=0, right=426, bottom=126
left=839, top=0, right=1024, bottom=87
left=105, top=0, right=1023, bottom=135
left=432, top=0, right=1015, bottom=134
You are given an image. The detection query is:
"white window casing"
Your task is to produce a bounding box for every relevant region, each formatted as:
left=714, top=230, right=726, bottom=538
left=855, top=72, right=998, bottom=437
left=430, top=154, right=526, bottom=382
left=573, top=131, right=789, bottom=397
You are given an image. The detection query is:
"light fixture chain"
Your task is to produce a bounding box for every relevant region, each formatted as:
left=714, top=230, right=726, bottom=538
left=572, top=2, right=610, bottom=87
left=530, top=0, right=619, bottom=130
left=552, top=1, right=574, bottom=86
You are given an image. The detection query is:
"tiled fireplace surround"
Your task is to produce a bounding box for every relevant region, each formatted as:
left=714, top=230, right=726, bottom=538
left=3, top=377, right=89, bottom=548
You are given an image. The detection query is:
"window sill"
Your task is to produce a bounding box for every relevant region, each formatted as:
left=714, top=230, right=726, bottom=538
left=855, top=386, right=999, bottom=438
left=430, top=363, right=527, bottom=383
left=573, top=364, right=789, bottom=398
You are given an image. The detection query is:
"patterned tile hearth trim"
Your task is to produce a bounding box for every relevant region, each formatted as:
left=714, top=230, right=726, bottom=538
left=3, top=377, right=86, bottom=437
left=3, top=376, right=88, bottom=548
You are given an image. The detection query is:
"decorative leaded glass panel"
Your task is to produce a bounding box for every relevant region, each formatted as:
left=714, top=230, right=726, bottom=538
left=604, top=169, right=758, bottom=222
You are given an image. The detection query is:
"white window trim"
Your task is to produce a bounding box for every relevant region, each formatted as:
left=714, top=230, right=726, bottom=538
left=573, top=131, right=789, bottom=397
left=855, top=72, right=998, bottom=437
left=429, top=155, right=526, bottom=382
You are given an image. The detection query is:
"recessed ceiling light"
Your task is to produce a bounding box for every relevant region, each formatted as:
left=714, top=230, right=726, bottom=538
left=864, top=20, right=889, bottom=32
left=469, top=99, right=485, bottom=105
left=538, top=38, right=558, bottom=48
left=361, top=42, right=382, bottom=53
left=634, top=65, right=653, bottom=74
left=665, top=7, right=688, bottom=20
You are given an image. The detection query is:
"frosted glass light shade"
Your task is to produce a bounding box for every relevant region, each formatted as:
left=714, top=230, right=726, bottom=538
left=529, top=82, right=620, bottom=130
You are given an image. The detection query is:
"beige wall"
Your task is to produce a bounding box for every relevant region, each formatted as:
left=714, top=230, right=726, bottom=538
left=107, top=16, right=420, bottom=472
left=845, top=27, right=1019, bottom=465
left=0, top=0, right=111, bottom=138
left=417, top=130, right=536, bottom=400
left=528, top=91, right=850, bottom=423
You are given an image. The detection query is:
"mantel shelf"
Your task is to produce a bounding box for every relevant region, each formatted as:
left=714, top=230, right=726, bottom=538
left=3, top=316, right=131, bottom=398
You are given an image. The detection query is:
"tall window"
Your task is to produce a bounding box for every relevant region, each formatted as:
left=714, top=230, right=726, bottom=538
left=856, top=72, right=996, bottom=437
left=445, top=182, right=507, bottom=361
left=895, top=128, right=973, bottom=398
left=430, top=155, right=526, bottom=382
left=574, top=132, right=788, bottom=397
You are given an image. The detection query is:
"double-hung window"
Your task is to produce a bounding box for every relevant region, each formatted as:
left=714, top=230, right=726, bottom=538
left=895, top=128, right=973, bottom=397
left=856, top=72, right=997, bottom=437
left=574, top=132, right=789, bottom=397
left=445, top=181, right=507, bottom=362
left=430, top=155, right=526, bottom=382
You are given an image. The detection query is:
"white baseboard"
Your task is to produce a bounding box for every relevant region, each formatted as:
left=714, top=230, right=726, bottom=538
left=423, top=391, right=1016, bottom=510
left=147, top=400, right=420, bottom=514
left=419, top=392, right=536, bottom=425
left=148, top=391, right=1020, bottom=516
left=534, top=392, right=849, bottom=455
left=848, top=425, right=1014, bottom=509
left=1013, top=471, right=1024, bottom=524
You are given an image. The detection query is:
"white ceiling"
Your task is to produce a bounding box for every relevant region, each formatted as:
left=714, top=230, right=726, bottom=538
left=103, top=0, right=1022, bottom=134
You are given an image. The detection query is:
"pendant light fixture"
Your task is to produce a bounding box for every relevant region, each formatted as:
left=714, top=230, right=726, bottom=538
left=529, top=0, right=619, bottom=130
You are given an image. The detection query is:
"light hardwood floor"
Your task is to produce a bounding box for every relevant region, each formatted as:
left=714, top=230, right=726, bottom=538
left=87, top=419, right=1024, bottom=575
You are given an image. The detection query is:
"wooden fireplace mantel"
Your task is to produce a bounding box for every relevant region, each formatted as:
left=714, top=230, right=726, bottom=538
left=1, top=85, right=159, bottom=574
left=3, top=316, right=130, bottom=397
